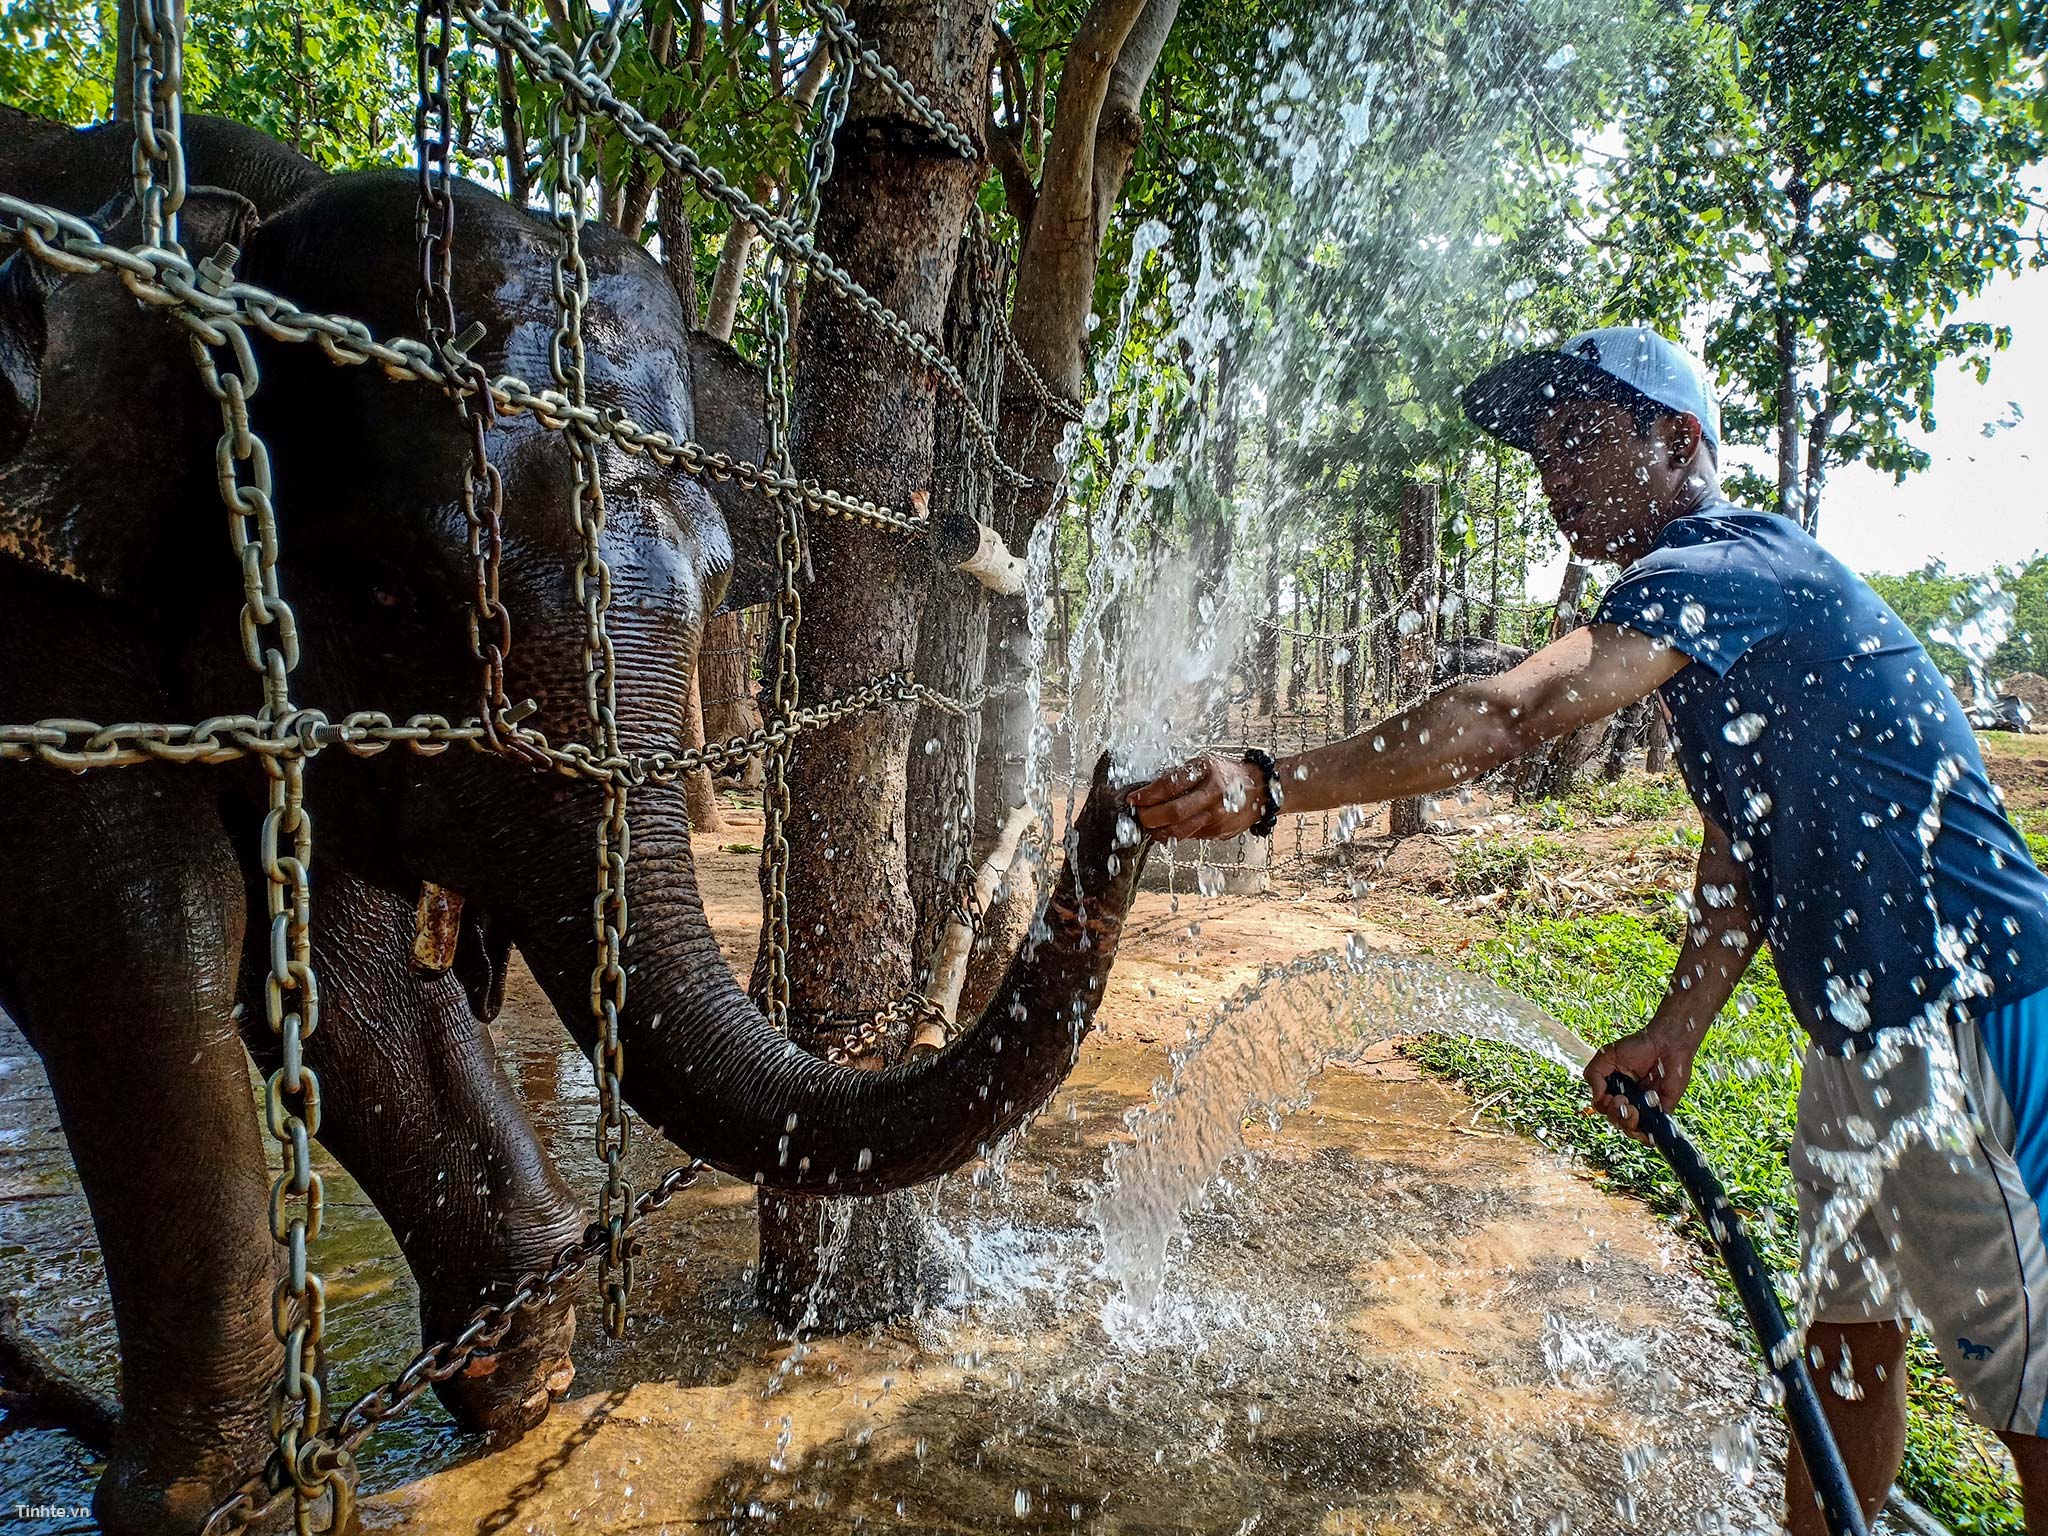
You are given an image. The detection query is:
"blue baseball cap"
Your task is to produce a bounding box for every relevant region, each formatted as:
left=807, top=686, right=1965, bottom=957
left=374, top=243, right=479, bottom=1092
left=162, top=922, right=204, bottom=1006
left=1463, top=325, right=1721, bottom=459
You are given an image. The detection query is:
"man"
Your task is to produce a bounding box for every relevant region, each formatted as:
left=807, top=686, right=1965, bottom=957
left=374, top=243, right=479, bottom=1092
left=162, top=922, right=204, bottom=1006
left=1129, top=326, right=2048, bottom=1531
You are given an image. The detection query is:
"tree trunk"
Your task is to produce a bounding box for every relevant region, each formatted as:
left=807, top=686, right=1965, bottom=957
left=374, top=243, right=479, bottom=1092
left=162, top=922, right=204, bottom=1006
left=1339, top=511, right=1365, bottom=736
left=1519, top=561, right=1597, bottom=802
left=907, top=232, right=1005, bottom=981
left=496, top=37, right=531, bottom=206
left=701, top=608, right=765, bottom=788
left=678, top=662, right=726, bottom=833
left=1775, top=303, right=1801, bottom=520
left=1256, top=548, right=1280, bottom=719
left=1645, top=702, right=1673, bottom=775
left=656, top=167, right=698, bottom=328
left=1800, top=372, right=1841, bottom=537
left=1388, top=482, right=1440, bottom=837
left=758, top=0, right=994, bottom=1331
left=1600, top=697, right=1651, bottom=781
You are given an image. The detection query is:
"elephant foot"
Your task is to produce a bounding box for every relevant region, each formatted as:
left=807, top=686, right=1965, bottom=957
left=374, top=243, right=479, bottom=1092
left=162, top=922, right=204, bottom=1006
left=426, top=1291, right=578, bottom=1437
left=92, top=1415, right=349, bottom=1536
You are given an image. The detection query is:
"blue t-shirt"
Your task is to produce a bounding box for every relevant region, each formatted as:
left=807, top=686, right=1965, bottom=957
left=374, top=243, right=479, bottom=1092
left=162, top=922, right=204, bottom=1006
left=1594, top=505, right=2048, bottom=1054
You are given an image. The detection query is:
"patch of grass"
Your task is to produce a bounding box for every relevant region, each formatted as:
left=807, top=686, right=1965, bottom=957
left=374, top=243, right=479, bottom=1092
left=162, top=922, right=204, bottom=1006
left=1410, top=911, right=2024, bottom=1532
left=2009, top=808, right=2048, bottom=868
left=1445, top=833, right=1574, bottom=897
left=1563, top=773, right=1695, bottom=824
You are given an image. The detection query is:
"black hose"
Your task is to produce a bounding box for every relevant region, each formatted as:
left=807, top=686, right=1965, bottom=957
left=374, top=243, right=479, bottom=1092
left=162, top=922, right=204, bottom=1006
left=1604, top=1071, right=1869, bottom=1536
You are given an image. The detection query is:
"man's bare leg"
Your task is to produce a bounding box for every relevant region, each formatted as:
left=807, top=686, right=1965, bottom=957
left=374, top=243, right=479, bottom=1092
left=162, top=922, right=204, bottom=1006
left=1997, top=1431, right=2048, bottom=1533
left=1785, top=1319, right=1907, bottom=1536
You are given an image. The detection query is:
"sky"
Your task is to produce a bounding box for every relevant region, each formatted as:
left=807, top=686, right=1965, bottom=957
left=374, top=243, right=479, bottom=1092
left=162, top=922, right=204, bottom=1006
left=1531, top=264, right=2048, bottom=590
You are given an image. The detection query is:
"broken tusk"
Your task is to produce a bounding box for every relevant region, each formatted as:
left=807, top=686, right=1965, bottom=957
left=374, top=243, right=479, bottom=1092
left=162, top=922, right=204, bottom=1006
left=956, top=520, right=1025, bottom=596
left=412, top=882, right=465, bottom=974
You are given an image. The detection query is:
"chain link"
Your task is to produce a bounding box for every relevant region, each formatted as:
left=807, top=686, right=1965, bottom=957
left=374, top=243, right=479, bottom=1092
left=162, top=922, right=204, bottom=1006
left=201, top=1158, right=710, bottom=1536
left=822, top=991, right=954, bottom=1065
left=5, top=2, right=996, bottom=1523
left=417, top=0, right=553, bottom=767
left=0, top=197, right=934, bottom=536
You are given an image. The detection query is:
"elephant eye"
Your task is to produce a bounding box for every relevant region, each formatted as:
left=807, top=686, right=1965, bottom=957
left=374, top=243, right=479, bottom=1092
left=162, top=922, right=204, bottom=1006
left=369, top=587, right=403, bottom=610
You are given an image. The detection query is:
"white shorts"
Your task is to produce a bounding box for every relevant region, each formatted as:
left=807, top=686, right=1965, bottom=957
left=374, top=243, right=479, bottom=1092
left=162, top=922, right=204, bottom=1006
left=1792, top=990, right=2048, bottom=1436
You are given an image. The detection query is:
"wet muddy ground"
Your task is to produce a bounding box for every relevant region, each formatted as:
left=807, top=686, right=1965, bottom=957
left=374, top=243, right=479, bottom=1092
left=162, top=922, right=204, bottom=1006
left=1, top=802, right=1792, bottom=1533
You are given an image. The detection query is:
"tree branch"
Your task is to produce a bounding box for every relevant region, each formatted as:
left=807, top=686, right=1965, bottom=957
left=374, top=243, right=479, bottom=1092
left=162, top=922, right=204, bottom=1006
left=1028, top=0, right=1156, bottom=255
left=987, top=96, right=1039, bottom=228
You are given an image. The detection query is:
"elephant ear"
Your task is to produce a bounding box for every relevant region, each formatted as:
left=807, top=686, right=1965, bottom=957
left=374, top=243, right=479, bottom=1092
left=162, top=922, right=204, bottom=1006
left=0, top=186, right=260, bottom=599
left=686, top=327, right=804, bottom=611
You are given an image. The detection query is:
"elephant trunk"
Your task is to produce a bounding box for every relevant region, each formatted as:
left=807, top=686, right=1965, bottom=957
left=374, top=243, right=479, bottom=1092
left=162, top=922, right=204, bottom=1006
left=512, top=756, right=1142, bottom=1195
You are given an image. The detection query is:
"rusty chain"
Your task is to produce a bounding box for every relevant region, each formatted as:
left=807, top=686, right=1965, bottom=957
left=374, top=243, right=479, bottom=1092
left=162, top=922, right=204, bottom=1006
left=182, top=204, right=352, bottom=1536
left=417, top=0, right=552, bottom=766
left=546, top=29, right=639, bottom=1338
left=201, top=1158, right=710, bottom=1536
left=756, top=29, right=854, bottom=1030
left=128, top=0, right=184, bottom=253
left=0, top=675, right=962, bottom=778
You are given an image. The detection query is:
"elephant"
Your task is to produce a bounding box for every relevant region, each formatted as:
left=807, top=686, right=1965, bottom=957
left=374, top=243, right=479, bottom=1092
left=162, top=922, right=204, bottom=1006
left=0, top=115, right=1143, bottom=1536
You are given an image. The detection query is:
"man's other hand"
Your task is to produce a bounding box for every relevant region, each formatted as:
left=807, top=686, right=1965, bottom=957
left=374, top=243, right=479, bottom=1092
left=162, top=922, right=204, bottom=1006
left=1582, top=1021, right=1703, bottom=1144
left=1127, top=754, right=1265, bottom=843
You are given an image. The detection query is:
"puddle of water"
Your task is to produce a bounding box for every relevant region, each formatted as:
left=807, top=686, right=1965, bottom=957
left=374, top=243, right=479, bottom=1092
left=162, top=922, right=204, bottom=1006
left=1091, top=942, right=1594, bottom=1314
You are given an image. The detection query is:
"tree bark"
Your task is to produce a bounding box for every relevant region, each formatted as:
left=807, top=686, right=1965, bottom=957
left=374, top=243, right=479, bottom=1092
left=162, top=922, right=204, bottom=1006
left=1519, top=561, right=1597, bottom=801
left=497, top=38, right=531, bottom=206
left=1339, top=510, right=1365, bottom=736
left=701, top=608, right=764, bottom=789
left=758, top=0, right=993, bottom=1330
left=907, top=231, right=1005, bottom=980
left=1388, top=482, right=1440, bottom=837
left=1645, top=702, right=1673, bottom=775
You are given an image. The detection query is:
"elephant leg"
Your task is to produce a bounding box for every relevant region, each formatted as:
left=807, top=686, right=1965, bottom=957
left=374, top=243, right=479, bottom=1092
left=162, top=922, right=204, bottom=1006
left=0, top=768, right=279, bottom=1536
left=239, top=870, right=583, bottom=1436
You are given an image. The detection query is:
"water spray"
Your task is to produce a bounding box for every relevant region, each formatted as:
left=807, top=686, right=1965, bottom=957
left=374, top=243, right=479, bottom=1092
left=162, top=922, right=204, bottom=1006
left=1604, top=1072, right=1869, bottom=1536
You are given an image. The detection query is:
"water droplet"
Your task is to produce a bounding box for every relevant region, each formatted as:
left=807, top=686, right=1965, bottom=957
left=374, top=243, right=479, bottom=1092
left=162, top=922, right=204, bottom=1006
left=1722, top=713, right=1766, bottom=745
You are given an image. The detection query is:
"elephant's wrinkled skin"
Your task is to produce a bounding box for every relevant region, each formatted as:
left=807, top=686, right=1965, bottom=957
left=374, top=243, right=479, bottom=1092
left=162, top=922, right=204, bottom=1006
left=0, top=117, right=1142, bottom=1536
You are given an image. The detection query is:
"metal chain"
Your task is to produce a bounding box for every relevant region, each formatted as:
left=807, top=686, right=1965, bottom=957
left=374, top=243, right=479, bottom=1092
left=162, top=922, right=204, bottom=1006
left=417, top=0, right=551, bottom=766
left=824, top=991, right=953, bottom=1065
left=547, top=44, right=638, bottom=1339
left=128, top=0, right=185, bottom=253
left=201, top=1158, right=709, bottom=1536
left=756, top=32, right=854, bottom=1030
left=0, top=198, right=930, bottom=535
left=456, top=0, right=1034, bottom=489
left=811, top=2, right=977, bottom=160
left=187, top=293, right=352, bottom=1535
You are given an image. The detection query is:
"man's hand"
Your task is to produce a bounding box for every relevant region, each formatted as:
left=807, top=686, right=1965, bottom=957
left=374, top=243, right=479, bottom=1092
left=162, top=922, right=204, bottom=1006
left=1127, top=754, right=1267, bottom=843
left=1583, top=1020, right=1705, bottom=1143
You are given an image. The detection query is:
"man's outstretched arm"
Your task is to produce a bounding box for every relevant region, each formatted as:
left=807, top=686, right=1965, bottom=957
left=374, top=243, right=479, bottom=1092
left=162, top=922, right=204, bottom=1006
left=1128, top=623, right=1688, bottom=842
